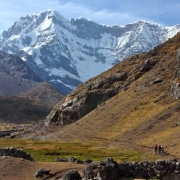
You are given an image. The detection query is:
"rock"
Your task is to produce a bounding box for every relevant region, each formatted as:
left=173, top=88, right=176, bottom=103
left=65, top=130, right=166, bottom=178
left=107, top=72, right=127, bottom=82
left=0, top=147, right=34, bottom=161
left=34, top=168, right=50, bottom=178
left=132, top=165, right=147, bottom=179
left=140, top=59, right=151, bottom=72
left=34, top=169, right=43, bottom=178
left=153, top=78, right=163, bottom=84
left=84, top=159, right=93, bottom=164
left=55, top=157, right=68, bottom=162
left=156, top=159, right=167, bottom=169
left=170, top=79, right=180, bottom=100
left=67, top=156, right=77, bottom=162
left=63, top=170, right=82, bottom=180
left=82, top=157, right=120, bottom=180
left=0, top=131, right=11, bottom=137
left=74, top=159, right=84, bottom=164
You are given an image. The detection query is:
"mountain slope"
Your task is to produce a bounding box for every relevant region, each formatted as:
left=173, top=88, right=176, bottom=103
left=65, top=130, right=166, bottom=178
left=0, top=83, right=63, bottom=123
left=27, top=32, right=180, bottom=157
left=0, top=10, right=180, bottom=94
left=0, top=50, right=42, bottom=96
left=0, top=50, right=64, bottom=123
left=17, top=82, right=64, bottom=109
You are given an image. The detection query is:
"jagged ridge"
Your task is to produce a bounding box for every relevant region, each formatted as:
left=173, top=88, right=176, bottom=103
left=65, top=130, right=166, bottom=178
left=0, top=10, right=180, bottom=94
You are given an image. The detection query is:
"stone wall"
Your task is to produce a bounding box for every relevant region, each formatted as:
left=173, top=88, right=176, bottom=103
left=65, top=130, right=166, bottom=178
left=81, top=157, right=180, bottom=180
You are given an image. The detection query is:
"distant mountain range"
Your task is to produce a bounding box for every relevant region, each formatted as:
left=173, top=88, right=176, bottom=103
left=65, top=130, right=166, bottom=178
left=0, top=10, right=180, bottom=94
left=0, top=51, right=63, bottom=123
left=0, top=81, right=63, bottom=123
left=0, top=50, right=42, bottom=96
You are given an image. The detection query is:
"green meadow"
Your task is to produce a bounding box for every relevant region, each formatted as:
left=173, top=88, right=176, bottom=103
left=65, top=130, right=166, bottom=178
left=0, top=138, right=157, bottom=162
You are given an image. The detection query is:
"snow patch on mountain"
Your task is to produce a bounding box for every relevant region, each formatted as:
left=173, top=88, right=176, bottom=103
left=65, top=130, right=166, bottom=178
left=0, top=10, right=180, bottom=94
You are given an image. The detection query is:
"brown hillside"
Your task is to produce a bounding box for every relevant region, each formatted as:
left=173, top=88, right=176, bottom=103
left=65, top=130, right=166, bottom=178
left=27, top=32, right=180, bottom=158
left=17, top=82, right=64, bottom=109
left=0, top=83, right=63, bottom=124
left=0, top=51, right=42, bottom=96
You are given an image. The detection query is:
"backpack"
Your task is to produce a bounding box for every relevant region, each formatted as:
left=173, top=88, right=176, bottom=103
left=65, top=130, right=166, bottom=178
left=153, top=144, right=157, bottom=149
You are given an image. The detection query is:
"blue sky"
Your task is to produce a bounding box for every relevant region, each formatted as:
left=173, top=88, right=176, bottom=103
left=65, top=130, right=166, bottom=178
left=0, top=0, right=180, bottom=34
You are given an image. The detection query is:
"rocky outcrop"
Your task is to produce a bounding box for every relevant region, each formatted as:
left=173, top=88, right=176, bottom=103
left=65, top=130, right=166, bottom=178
left=176, top=48, right=180, bottom=77
left=44, top=71, right=128, bottom=126
left=170, top=48, right=180, bottom=100
left=170, top=79, right=180, bottom=100
left=0, top=147, right=34, bottom=161
left=80, top=158, right=180, bottom=180
left=44, top=53, right=161, bottom=127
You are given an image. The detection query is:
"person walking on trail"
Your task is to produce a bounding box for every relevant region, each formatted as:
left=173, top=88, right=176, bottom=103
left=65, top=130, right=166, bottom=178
left=160, top=145, right=164, bottom=154
left=153, top=144, right=158, bottom=154
left=158, top=145, right=162, bottom=154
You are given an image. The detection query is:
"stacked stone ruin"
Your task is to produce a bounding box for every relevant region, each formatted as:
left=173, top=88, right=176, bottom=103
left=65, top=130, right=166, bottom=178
left=0, top=147, right=34, bottom=161
left=55, top=156, right=180, bottom=179
left=63, top=157, right=180, bottom=180
left=80, top=157, right=180, bottom=180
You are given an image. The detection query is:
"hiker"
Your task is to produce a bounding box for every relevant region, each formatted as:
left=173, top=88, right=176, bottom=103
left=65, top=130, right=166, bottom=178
left=158, top=145, right=162, bottom=154
left=161, top=146, right=164, bottom=154
left=158, top=145, right=164, bottom=154
left=153, top=144, right=158, bottom=154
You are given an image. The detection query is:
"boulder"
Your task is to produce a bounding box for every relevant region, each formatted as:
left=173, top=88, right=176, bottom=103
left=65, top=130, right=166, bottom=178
left=34, top=168, right=50, bottom=178
left=63, top=170, right=82, bottom=180
left=140, top=59, right=151, bottom=72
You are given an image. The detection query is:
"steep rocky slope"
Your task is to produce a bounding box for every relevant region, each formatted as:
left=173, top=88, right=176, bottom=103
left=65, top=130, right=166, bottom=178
left=1, top=10, right=180, bottom=94
left=0, top=51, right=42, bottom=96
left=28, top=32, right=180, bottom=157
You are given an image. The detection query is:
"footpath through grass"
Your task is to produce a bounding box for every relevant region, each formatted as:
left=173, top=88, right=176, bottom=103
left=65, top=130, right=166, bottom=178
left=0, top=138, right=157, bottom=162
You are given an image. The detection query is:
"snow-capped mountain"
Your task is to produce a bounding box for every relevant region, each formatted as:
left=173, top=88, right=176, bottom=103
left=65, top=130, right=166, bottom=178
left=0, top=10, right=180, bottom=94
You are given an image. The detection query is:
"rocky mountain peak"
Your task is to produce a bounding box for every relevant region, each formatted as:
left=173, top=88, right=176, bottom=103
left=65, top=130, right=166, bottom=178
left=1, top=10, right=69, bottom=41
left=0, top=10, right=180, bottom=95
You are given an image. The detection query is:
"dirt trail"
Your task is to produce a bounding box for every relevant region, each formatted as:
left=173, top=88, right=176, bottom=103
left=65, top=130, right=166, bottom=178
left=0, top=156, right=85, bottom=180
